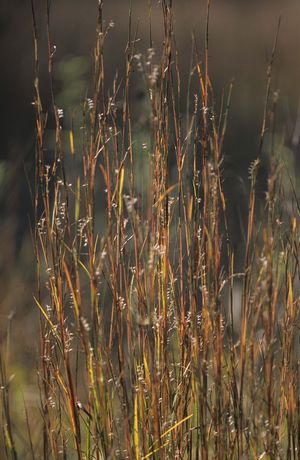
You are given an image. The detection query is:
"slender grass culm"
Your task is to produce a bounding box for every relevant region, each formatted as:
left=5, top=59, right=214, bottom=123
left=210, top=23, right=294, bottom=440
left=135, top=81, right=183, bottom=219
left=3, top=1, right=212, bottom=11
left=1, top=0, right=300, bottom=459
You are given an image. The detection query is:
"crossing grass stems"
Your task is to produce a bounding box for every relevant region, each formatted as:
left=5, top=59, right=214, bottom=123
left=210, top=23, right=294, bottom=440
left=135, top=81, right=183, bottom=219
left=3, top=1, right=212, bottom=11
left=1, top=1, right=300, bottom=458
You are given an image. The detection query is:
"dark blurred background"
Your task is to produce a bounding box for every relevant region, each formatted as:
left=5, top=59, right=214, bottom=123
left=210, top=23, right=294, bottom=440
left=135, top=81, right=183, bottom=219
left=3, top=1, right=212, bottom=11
left=1, top=0, right=300, bottom=401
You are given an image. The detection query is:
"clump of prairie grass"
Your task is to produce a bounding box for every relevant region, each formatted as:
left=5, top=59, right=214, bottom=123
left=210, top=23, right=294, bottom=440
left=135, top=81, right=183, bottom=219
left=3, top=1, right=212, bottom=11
left=1, top=1, right=300, bottom=459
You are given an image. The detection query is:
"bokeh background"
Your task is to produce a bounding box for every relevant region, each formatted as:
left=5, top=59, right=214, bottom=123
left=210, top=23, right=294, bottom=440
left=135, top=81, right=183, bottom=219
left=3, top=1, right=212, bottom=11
left=1, top=0, right=300, bottom=422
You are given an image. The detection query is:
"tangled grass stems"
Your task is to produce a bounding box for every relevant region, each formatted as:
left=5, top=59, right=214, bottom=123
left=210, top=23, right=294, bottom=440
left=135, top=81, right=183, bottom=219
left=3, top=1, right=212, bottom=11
left=1, top=1, right=300, bottom=459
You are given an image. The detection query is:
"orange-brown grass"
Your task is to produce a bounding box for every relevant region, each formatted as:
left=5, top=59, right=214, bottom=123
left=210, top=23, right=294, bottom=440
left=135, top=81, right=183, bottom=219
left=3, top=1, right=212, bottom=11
left=1, top=1, right=300, bottom=459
